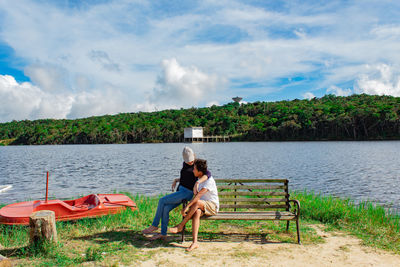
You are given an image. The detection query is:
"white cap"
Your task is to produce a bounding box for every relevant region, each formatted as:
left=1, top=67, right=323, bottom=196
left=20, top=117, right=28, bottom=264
left=182, top=146, right=195, bottom=163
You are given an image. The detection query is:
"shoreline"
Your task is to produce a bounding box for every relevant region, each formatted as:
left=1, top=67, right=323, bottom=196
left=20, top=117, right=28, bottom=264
left=2, top=139, right=400, bottom=146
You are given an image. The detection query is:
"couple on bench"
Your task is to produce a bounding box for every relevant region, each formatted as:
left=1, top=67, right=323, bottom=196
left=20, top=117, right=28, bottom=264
left=142, top=147, right=219, bottom=252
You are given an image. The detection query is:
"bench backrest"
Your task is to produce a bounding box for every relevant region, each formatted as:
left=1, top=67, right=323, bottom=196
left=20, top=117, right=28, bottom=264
left=215, top=179, right=290, bottom=211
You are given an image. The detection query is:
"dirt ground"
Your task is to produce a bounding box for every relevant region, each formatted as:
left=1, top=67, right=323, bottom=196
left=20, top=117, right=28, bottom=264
left=138, top=226, right=400, bottom=267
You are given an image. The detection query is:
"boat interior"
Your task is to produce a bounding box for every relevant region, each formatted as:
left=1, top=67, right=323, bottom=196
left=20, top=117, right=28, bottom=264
left=63, top=194, right=100, bottom=210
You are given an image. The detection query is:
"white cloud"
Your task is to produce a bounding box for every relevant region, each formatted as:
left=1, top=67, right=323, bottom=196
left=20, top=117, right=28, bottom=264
left=206, top=101, right=219, bottom=107
left=294, top=28, right=307, bottom=39
left=302, top=92, right=315, bottom=100
left=371, top=25, right=400, bottom=40
left=88, top=50, right=120, bottom=72
left=326, top=85, right=352, bottom=96
left=0, top=74, right=131, bottom=122
left=150, top=58, right=225, bottom=108
left=0, top=75, right=71, bottom=121
left=67, top=89, right=127, bottom=119
left=354, top=64, right=400, bottom=96
left=24, top=63, right=69, bottom=92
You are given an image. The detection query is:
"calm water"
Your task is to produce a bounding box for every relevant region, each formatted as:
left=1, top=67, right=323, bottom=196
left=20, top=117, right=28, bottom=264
left=0, top=142, right=399, bottom=212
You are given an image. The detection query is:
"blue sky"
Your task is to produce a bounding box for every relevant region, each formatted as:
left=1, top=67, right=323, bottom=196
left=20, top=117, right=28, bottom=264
left=1, top=0, right=400, bottom=122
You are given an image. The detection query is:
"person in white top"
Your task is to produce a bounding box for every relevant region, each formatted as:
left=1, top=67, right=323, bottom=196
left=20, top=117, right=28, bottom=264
left=169, top=159, right=219, bottom=252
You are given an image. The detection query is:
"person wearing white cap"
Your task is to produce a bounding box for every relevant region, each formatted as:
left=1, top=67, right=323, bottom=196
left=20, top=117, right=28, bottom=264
left=142, top=146, right=210, bottom=240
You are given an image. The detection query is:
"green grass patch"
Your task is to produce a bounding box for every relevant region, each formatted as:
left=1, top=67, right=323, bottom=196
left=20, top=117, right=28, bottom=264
left=292, top=190, right=400, bottom=253
left=0, top=191, right=399, bottom=266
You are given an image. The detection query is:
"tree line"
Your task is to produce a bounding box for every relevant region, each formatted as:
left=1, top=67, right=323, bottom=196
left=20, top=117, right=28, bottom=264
left=0, top=94, right=399, bottom=145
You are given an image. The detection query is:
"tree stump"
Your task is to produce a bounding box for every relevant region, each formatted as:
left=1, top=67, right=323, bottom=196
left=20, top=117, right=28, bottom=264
left=29, top=210, right=58, bottom=245
left=0, top=254, right=11, bottom=267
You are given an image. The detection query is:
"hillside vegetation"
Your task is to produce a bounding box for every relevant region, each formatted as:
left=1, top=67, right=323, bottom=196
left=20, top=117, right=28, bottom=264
left=0, top=94, right=399, bottom=145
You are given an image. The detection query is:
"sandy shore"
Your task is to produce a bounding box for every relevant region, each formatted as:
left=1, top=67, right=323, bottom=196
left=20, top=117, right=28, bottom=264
left=138, top=225, right=400, bottom=267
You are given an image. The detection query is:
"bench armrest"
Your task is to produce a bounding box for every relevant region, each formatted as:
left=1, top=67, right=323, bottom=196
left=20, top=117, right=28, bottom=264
left=289, top=199, right=300, bottom=218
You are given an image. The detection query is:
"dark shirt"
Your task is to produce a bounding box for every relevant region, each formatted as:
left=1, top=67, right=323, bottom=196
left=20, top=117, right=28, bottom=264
left=179, top=162, right=211, bottom=191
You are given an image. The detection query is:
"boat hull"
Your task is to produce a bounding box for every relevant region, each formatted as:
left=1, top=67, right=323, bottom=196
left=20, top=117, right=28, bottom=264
left=0, top=194, right=137, bottom=225
left=0, top=185, right=12, bottom=193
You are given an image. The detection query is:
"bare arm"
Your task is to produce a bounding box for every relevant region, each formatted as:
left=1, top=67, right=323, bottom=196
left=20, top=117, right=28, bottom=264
left=193, top=174, right=208, bottom=195
left=171, top=178, right=180, bottom=192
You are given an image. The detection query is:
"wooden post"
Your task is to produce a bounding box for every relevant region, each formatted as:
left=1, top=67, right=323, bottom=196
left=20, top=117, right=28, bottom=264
left=45, top=171, right=49, bottom=203
left=29, top=210, right=58, bottom=245
left=0, top=254, right=11, bottom=267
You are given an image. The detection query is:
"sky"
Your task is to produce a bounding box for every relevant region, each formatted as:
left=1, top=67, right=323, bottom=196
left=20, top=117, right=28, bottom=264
left=1, top=0, right=400, bottom=123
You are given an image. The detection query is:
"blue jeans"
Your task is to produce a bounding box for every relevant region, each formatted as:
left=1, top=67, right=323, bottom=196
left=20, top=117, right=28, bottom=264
left=152, top=185, right=193, bottom=235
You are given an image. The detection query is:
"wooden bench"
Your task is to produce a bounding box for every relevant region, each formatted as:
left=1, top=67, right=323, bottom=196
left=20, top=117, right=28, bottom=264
left=182, top=179, right=301, bottom=244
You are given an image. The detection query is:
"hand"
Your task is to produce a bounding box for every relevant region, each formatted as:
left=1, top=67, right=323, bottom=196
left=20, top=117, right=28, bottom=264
left=172, top=179, right=178, bottom=192
left=193, top=182, right=199, bottom=195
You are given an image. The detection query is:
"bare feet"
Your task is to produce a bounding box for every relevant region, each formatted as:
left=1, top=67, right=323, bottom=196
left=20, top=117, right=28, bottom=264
left=142, top=225, right=158, bottom=234
left=169, top=225, right=183, bottom=234
left=186, top=242, right=199, bottom=252
left=149, top=233, right=167, bottom=240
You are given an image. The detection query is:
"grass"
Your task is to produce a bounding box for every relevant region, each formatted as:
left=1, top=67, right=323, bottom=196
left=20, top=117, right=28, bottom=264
left=0, top=191, right=399, bottom=266
left=0, top=138, right=15, bottom=146
left=292, top=190, right=400, bottom=253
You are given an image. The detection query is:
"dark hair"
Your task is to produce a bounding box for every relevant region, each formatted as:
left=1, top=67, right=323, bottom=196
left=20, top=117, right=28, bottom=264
left=194, top=159, right=207, bottom=174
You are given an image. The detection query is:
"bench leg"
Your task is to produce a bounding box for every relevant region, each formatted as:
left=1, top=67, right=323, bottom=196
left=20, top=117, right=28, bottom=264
left=296, top=219, right=301, bottom=244
left=181, top=200, right=187, bottom=243
left=286, top=221, right=290, bottom=231
left=181, top=224, right=185, bottom=242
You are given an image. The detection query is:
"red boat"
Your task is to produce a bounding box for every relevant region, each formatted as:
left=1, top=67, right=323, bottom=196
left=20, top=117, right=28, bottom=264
left=0, top=193, right=137, bottom=225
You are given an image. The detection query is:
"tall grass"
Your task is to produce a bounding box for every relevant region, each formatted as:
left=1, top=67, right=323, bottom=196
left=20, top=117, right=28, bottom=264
left=292, top=190, right=400, bottom=252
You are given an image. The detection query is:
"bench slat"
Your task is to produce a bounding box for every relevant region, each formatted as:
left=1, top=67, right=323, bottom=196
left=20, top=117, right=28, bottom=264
left=214, top=211, right=294, bottom=215
left=202, top=211, right=296, bottom=220
left=220, top=204, right=288, bottom=209
left=218, top=185, right=286, bottom=190
left=215, top=179, right=288, bottom=183
left=218, top=191, right=288, bottom=196
left=219, top=198, right=287, bottom=203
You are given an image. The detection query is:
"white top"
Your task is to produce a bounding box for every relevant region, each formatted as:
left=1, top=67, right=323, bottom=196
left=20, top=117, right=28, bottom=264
left=198, top=176, right=219, bottom=211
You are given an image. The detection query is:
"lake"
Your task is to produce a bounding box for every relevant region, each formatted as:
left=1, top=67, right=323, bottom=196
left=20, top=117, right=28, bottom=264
left=0, top=142, right=399, bottom=213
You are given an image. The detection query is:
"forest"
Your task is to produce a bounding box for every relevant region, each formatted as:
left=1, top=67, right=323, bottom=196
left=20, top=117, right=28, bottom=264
left=0, top=94, right=399, bottom=145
